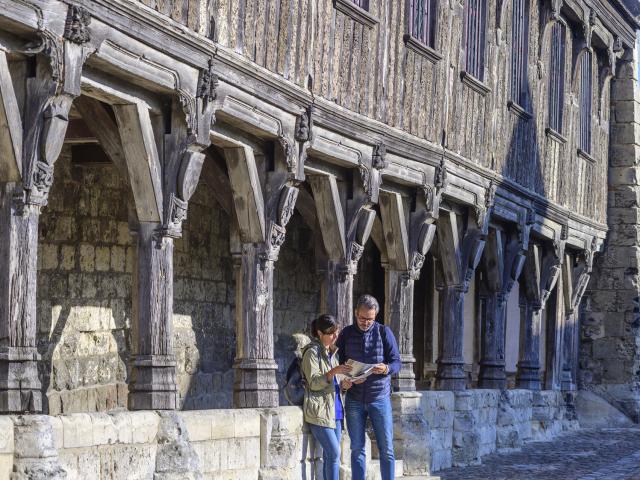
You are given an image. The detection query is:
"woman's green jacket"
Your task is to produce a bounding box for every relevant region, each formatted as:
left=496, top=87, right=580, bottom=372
left=300, top=340, right=342, bottom=428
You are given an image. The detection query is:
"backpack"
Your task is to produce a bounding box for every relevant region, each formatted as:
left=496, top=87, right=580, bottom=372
left=284, top=356, right=306, bottom=406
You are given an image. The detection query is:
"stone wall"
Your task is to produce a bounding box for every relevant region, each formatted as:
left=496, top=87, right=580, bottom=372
left=530, top=391, right=576, bottom=441
left=0, top=392, right=580, bottom=478
left=584, top=45, right=640, bottom=422
left=419, top=391, right=454, bottom=471
left=496, top=389, right=533, bottom=452
left=38, top=151, right=323, bottom=413
left=452, top=390, right=499, bottom=467
left=173, top=177, right=235, bottom=410
left=38, top=148, right=134, bottom=415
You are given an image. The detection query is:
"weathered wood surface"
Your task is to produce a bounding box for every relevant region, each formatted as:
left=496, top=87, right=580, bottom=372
left=146, top=0, right=618, bottom=225
left=516, top=241, right=564, bottom=390
left=477, top=226, right=528, bottom=389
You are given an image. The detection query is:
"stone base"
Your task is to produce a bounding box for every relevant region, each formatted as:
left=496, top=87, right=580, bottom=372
left=11, top=415, right=66, bottom=480
left=392, top=391, right=430, bottom=476
left=129, top=355, right=178, bottom=410
left=586, top=383, right=640, bottom=423
left=516, top=362, right=541, bottom=391
left=435, top=362, right=466, bottom=391
left=0, top=348, right=43, bottom=413
left=478, top=362, right=506, bottom=390
left=233, top=359, right=279, bottom=408
left=452, top=390, right=499, bottom=467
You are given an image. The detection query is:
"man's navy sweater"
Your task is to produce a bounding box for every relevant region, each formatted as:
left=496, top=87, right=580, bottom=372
left=336, top=322, right=401, bottom=403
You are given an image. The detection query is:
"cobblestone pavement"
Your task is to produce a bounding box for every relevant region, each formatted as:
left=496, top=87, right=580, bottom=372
left=438, top=428, right=640, bottom=480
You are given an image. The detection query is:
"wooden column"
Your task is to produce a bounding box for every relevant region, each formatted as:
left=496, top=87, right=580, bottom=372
left=308, top=168, right=378, bottom=328
left=0, top=16, right=90, bottom=412
left=220, top=117, right=305, bottom=407
left=516, top=239, right=564, bottom=390
left=435, top=200, right=491, bottom=391
left=114, top=81, right=213, bottom=409
left=232, top=243, right=279, bottom=407
left=478, top=226, right=528, bottom=389
left=379, top=179, right=440, bottom=392
left=561, top=245, right=594, bottom=391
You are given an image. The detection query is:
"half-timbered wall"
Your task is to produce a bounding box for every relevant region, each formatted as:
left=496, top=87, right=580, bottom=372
left=146, top=0, right=621, bottom=224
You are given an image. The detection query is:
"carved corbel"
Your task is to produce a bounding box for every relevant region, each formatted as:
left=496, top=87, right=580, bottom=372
left=372, top=142, right=388, bottom=170
left=475, top=180, right=497, bottom=233
left=19, top=5, right=93, bottom=207
left=550, top=0, right=563, bottom=21
left=290, top=105, right=313, bottom=179
left=345, top=207, right=376, bottom=275
left=261, top=184, right=299, bottom=263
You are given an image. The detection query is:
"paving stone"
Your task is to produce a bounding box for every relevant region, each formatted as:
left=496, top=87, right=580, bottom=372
left=439, top=427, right=640, bottom=480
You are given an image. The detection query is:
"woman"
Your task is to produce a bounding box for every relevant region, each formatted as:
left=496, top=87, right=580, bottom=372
left=301, top=314, right=352, bottom=480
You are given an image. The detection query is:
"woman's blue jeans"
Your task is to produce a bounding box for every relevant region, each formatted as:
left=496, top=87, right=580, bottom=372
left=309, top=420, right=342, bottom=480
left=345, top=395, right=395, bottom=480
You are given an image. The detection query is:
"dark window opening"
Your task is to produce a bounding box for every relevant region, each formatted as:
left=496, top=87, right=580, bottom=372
left=464, top=0, right=487, bottom=80
left=353, top=0, right=369, bottom=10
left=410, top=0, right=437, bottom=47
left=548, top=22, right=566, bottom=133
left=579, top=51, right=593, bottom=154
left=510, top=0, right=529, bottom=106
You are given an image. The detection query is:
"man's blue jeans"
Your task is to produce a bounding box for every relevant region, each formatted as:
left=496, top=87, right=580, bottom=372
left=309, top=420, right=342, bottom=480
left=345, top=395, right=395, bottom=480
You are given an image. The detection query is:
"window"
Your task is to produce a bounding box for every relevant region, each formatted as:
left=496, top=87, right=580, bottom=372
left=548, top=22, right=565, bottom=133
left=353, top=0, right=369, bottom=9
left=510, top=0, right=528, bottom=105
left=465, top=0, right=487, bottom=80
left=410, top=0, right=436, bottom=47
left=579, top=51, right=592, bottom=154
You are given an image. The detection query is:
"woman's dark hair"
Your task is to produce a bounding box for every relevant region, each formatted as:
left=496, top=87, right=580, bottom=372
left=311, top=314, right=338, bottom=338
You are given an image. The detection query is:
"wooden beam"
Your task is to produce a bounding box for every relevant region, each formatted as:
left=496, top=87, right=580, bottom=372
left=74, top=96, right=129, bottom=179
left=0, top=50, right=21, bottom=182
left=113, top=103, right=163, bottom=223
left=308, top=173, right=347, bottom=261
left=200, top=152, right=234, bottom=216
left=379, top=190, right=410, bottom=271
left=223, top=145, right=265, bottom=243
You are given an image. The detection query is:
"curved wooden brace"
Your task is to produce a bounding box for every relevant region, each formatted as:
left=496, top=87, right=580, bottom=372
left=379, top=190, right=410, bottom=271
left=113, top=103, right=164, bottom=224
left=0, top=51, right=22, bottom=182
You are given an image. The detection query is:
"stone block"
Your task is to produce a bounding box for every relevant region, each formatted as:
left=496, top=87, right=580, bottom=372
left=182, top=411, right=214, bottom=441
left=49, top=416, right=63, bottom=450
left=129, top=411, right=159, bottom=444
left=234, top=409, right=261, bottom=438
left=0, top=416, right=14, bottom=454
left=0, top=453, right=12, bottom=480
left=79, top=244, right=95, bottom=272
left=90, top=413, right=118, bottom=445
left=61, top=413, right=94, bottom=448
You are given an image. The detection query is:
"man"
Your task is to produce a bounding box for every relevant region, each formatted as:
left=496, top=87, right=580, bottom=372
left=336, top=294, right=401, bottom=480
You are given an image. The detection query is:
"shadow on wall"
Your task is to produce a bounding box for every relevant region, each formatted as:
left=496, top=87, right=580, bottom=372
left=36, top=148, right=132, bottom=415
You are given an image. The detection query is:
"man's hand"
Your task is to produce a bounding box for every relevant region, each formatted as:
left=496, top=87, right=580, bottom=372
left=372, top=363, right=388, bottom=375
left=353, top=377, right=366, bottom=384
left=340, top=378, right=353, bottom=391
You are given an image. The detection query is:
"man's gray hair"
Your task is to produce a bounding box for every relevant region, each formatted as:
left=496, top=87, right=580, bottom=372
left=355, top=294, right=380, bottom=313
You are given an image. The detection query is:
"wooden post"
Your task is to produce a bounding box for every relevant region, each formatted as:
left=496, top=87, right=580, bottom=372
left=308, top=169, right=377, bottom=328
left=114, top=82, right=214, bottom=409
left=219, top=118, right=304, bottom=407
left=560, top=243, right=595, bottom=391
left=128, top=223, right=178, bottom=409
left=0, top=15, right=90, bottom=412
left=516, top=238, right=564, bottom=390
left=478, top=226, right=528, bottom=389
left=232, top=243, right=279, bottom=407
left=435, top=202, right=490, bottom=390
left=379, top=181, right=440, bottom=392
